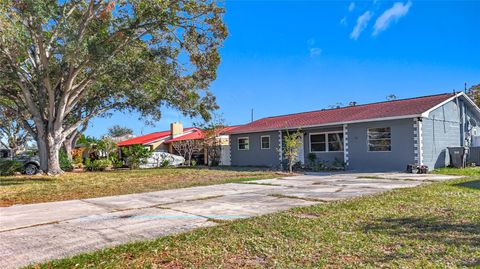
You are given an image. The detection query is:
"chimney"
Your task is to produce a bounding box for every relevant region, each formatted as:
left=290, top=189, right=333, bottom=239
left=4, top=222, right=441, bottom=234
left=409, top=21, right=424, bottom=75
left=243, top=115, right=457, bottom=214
left=170, top=122, right=183, bottom=138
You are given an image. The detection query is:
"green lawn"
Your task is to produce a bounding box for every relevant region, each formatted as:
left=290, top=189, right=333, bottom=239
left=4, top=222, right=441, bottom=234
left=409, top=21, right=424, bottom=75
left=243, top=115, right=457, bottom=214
left=31, top=168, right=480, bottom=268
left=0, top=167, right=278, bottom=206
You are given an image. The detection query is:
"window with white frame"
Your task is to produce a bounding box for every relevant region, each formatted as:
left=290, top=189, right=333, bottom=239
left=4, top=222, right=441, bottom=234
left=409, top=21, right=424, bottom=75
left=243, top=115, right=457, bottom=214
left=261, top=135, right=270, bottom=149
left=238, top=137, right=249, bottom=150
left=310, top=132, right=344, bottom=152
left=367, top=127, right=391, bottom=152
left=328, top=133, right=344, bottom=152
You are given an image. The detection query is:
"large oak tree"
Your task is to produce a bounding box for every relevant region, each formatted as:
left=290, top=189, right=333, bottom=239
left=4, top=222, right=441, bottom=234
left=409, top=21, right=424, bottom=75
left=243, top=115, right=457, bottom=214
left=0, top=0, right=227, bottom=174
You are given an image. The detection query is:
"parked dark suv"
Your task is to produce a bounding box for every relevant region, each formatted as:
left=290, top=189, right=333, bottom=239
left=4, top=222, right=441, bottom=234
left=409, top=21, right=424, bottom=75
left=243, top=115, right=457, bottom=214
left=0, top=151, right=41, bottom=175
left=16, top=155, right=41, bottom=175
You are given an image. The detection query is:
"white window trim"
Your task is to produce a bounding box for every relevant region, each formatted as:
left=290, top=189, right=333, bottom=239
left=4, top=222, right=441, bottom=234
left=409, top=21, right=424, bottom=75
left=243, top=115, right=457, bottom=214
left=260, top=135, right=270, bottom=150
left=309, top=131, right=344, bottom=153
left=238, top=137, right=250, bottom=150
left=367, top=127, right=392, bottom=152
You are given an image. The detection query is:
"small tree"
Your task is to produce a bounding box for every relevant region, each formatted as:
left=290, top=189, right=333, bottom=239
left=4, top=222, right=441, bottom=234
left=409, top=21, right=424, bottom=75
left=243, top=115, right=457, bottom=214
left=198, top=115, right=226, bottom=166
left=108, top=125, right=134, bottom=138
left=77, top=135, right=99, bottom=160
left=172, top=140, right=204, bottom=166
left=97, top=137, right=117, bottom=160
left=121, top=145, right=152, bottom=169
left=281, top=129, right=303, bottom=173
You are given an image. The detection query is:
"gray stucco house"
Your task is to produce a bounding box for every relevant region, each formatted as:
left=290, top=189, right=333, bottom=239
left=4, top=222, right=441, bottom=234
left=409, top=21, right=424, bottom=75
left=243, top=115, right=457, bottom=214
left=228, top=92, right=480, bottom=171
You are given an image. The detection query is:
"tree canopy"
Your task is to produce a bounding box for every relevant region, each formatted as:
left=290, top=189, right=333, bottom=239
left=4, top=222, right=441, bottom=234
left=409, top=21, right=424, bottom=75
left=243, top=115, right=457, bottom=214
left=0, top=0, right=227, bottom=174
left=108, top=125, right=133, bottom=137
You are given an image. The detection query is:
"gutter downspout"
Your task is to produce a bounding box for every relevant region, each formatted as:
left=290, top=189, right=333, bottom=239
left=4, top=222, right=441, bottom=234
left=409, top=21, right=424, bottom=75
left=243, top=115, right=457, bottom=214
left=455, top=94, right=465, bottom=146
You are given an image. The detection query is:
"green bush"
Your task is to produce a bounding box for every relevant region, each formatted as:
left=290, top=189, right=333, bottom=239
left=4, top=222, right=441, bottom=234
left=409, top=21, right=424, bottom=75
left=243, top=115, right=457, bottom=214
left=110, top=155, right=124, bottom=169
left=84, top=157, right=92, bottom=171
left=0, top=160, right=23, bottom=176
left=121, top=145, right=152, bottom=169
left=73, top=155, right=83, bottom=165
left=59, top=150, right=73, bottom=172
left=161, top=159, right=170, bottom=168
left=85, top=158, right=112, bottom=171
left=92, top=159, right=112, bottom=171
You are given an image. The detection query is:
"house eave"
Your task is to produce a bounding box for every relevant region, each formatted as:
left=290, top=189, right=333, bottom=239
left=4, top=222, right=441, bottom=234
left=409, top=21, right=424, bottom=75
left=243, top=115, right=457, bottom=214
left=420, top=92, right=480, bottom=118
left=229, top=114, right=422, bottom=135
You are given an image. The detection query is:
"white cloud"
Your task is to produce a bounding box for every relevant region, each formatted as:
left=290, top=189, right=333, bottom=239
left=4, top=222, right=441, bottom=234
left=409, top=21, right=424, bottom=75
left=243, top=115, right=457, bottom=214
left=350, top=11, right=372, bottom=40
left=309, top=47, right=322, bottom=57
left=307, top=38, right=316, bottom=46
left=373, top=1, right=412, bottom=36
left=348, top=2, right=355, bottom=12
left=340, top=16, right=347, bottom=26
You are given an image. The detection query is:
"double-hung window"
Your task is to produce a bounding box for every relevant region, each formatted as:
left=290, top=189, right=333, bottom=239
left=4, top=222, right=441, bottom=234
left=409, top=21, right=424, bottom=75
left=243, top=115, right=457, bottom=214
left=261, top=136, right=270, bottom=149
left=310, top=132, right=344, bottom=152
left=238, top=137, right=250, bottom=150
left=367, top=127, right=391, bottom=152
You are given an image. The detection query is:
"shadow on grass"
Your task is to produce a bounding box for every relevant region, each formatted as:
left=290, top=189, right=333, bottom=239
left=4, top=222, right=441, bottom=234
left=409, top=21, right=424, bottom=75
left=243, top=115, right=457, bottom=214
left=0, top=177, right=53, bottom=186
left=454, top=180, right=480, bottom=190
left=364, top=216, right=480, bottom=265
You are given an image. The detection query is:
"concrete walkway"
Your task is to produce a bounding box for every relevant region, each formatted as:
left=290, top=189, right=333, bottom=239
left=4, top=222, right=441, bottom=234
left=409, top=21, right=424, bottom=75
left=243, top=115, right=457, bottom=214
left=0, top=172, right=460, bottom=268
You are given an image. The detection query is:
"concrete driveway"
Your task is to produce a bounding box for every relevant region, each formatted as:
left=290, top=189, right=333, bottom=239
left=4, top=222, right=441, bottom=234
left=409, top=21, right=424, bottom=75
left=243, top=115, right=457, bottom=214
left=0, top=172, right=460, bottom=268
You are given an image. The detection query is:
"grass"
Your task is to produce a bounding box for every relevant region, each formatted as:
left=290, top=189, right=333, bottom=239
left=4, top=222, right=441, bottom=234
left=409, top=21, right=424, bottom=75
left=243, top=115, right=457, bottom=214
left=0, top=167, right=277, bottom=206
left=30, top=168, right=480, bottom=268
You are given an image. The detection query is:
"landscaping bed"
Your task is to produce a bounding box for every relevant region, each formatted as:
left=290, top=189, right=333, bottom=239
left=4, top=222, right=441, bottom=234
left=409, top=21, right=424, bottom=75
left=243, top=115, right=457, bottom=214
left=0, top=167, right=278, bottom=207
left=30, top=168, right=480, bottom=268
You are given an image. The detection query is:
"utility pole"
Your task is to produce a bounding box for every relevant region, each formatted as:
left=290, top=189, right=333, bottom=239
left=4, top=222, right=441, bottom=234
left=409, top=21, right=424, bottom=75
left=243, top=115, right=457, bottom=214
left=251, top=109, right=254, bottom=122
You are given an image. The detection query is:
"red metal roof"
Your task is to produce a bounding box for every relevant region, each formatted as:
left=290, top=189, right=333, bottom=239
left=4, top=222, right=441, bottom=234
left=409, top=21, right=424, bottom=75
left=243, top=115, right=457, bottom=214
left=164, top=129, right=205, bottom=143
left=219, top=125, right=241, bottom=134
left=230, top=93, right=455, bottom=134
left=117, top=126, right=241, bottom=146
left=117, top=131, right=171, bottom=146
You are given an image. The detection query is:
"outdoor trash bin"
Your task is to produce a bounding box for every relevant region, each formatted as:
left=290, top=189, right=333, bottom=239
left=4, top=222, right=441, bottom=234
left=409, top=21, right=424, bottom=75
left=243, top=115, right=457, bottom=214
left=448, top=147, right=468, bottom=168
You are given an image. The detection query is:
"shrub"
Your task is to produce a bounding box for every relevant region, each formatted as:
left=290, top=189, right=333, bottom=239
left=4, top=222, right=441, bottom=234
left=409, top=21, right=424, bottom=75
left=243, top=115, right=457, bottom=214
left=121, top=145, right=152, bottom=169
left=332, top=158, right=346, bottom=169
left=307, top=153, right=317, bottom=164
left=59, top=150, right=73, bottom=172
left=210, top=159, right=219, bottom=167
left=161, top=159, right=170, bottom=168
left=84, top=158, right=113, bottom=171
left=110, top=155, right=124, bottom=169
left=92, top=159, right=112, bottom=171
left=0, top=160, right=23, bottom=176
left=84, top=157, right=93, bottom=171
left=72, top=155, right=84, bottom=169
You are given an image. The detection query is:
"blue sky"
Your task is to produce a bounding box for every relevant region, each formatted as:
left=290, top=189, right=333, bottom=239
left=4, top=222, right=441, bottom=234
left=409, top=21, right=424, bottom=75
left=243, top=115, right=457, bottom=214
left=86, top=0, right=480, bottom=137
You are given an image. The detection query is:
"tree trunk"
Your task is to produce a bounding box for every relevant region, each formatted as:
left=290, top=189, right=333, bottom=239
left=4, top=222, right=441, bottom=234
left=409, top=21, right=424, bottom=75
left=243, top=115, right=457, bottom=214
left=35, top=129, right=65, bottom=175
left=47, top=143, right=62, bottom=175
left=10, top=147, right=17, bottom=158
left=36, top=136, right=49, bottom=172
left=63, top=138, right=73, bottom=161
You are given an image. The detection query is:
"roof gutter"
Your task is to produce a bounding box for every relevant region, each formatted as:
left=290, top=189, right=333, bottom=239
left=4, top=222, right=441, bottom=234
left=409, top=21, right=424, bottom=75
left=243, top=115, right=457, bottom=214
left=228, top=114, right=422, bottom=135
